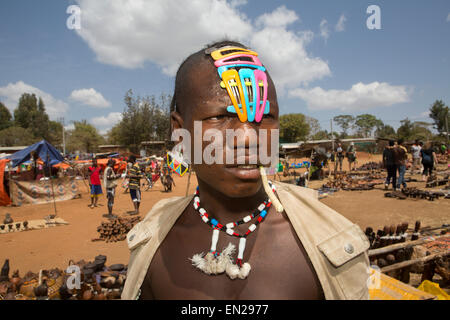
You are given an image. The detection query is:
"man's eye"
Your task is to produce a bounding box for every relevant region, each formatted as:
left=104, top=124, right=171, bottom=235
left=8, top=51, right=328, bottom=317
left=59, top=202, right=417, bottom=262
left=206, top=115, right=229, bottom=121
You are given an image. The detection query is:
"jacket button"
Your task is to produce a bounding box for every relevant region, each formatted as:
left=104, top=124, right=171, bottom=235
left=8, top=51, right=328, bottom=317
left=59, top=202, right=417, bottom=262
left=344, top=243, right=354, bottom=254
left=129, top=234, right=135, bottom=242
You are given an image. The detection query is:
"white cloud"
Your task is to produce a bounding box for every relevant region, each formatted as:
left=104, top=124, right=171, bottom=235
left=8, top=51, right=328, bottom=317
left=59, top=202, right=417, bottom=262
left=255, top=5, right=299, bottom=28
left=447, top=13, right=450, bottom=22
left=69, top=88, right=111, bottom=108
left=74, top=1, right=330, bottom=92
left=91, top=112, right=122, bottom=129
left=335, top=14, right=346, bottom=32
left=319, top=19, right=329, bottom=40
left=0, top=81, right=69, bottom=119
left=290, top=82, right=411, bottom=111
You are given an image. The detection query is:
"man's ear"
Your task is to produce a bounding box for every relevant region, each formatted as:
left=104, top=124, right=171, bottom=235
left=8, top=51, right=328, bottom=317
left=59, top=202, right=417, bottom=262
left=171, top=111, right=184, bottom=132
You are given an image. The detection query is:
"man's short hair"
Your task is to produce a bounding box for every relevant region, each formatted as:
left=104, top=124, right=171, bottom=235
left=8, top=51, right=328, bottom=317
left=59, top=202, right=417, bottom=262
left=389, top=140, right=395, bottom=147
left=397, top=138, right=404, bottom=145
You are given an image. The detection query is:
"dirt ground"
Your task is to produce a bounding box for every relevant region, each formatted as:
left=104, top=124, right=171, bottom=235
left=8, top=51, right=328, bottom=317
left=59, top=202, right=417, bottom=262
left=1, top=152, right=449, bottom=274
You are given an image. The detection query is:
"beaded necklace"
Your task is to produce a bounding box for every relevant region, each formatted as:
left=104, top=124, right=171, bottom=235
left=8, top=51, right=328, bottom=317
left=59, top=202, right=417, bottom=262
left=190, top=181, right=276, bottom=279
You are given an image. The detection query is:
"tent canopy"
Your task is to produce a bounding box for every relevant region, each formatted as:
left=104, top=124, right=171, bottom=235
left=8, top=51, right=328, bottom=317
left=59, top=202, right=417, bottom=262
left=9, top=140, right=64, bottom=168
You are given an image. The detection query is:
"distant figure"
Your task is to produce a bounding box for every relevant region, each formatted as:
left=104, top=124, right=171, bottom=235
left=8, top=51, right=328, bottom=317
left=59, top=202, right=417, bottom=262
left=383, top=140, right=397, bottom=190
left=334, top=143, right=344, bottom=172
left=410, top=139, right=422, bottom=175
left=103, top=158, right=118, bottom=219
left=395, top=139, right=408, bottom=189
left=420, top=142, right=437, bottom=181
left=127, top=155, right=142, bottom=215
left=88, top=158, right=102, bottom=208
left=346, top=142, right=356, bottom=171
left=162, top=173, right=175, bottom=192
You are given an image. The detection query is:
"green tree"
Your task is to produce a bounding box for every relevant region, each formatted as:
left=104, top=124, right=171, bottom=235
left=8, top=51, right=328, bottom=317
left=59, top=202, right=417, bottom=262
left=47, top=121, right=63, bottom=148
left=305, top=116, right=321, bottom=139
left=428, top=100, right=449, bottom=135
left=375, top=124, right=396, bottom=139
left=13, top=93, right=50, bottom=139
left=354, top=114, right=383, bottom=138
left=66, top=120, right=105, bottom=153
left=397, top=118, right=414, bottom=141
left=279, top=113, right=310, bottom=143
left=333, top=115, right=354, bottom=138
left=0, top=102, right=12, bottom=130
left=0, top=126, right=36, bottom=146
left=108, top=90, right=171, bottom=153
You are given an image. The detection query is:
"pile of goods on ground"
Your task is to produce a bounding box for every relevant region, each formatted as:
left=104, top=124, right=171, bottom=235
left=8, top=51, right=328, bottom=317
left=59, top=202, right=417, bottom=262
left=92, top=216, right=141, bottom=243
left=356, top=161, right=384, bottom=171
left=0, top=255, right=127, bottom=300
left=425, top=174, right=449, bottom=189
left=385, top=187, right=450, bottom=201
left=365, top=221, right=449, bottom=288
left=436, top=154, right=448, bottom=165
left=322, top=172, right=385, bottom=191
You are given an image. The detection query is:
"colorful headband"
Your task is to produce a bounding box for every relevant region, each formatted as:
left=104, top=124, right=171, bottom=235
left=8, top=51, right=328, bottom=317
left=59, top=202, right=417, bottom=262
left=167, top=151, right=188, bottom=177
left=206, top=46, right=270, bottom=123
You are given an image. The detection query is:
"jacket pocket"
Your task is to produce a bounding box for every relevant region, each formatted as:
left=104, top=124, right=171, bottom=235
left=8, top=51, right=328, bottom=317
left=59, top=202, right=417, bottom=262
left=127, top=222, right=152, bottom=251
left=317, top=224, right=371, bottom=299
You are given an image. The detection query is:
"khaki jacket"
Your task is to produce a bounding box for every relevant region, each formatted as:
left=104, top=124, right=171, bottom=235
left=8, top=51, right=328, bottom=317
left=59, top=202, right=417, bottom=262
left=121, top=181, right=370, bottom=300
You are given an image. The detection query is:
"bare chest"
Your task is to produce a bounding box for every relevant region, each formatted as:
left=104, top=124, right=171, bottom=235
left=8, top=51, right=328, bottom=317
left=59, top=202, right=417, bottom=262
left=141, top=210, right=324, bottom=300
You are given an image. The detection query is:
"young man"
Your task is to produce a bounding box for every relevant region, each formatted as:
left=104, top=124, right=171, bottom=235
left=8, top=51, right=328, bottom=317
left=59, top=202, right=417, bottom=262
left=103, top=158, right=118, bottom=219
left=410, top=140, right=421, bottom=175
left=395, top=139, right=408, bottom=189
left=334, top=142, right=344, bottom=172
left=383, top=141, right=397, bottom=190
left=346, top=142, right=356, bottom=171
left=88, top=158, right=102, bottom=208
left=420, top=142, right=438, bottom=181
left=127, top=155, right=142, bottom=215
left=122, top=41, right=370, bottom=300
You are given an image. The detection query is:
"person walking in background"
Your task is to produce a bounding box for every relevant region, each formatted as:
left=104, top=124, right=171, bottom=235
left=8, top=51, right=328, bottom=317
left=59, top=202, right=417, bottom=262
left=103, top=158, right=118, bottom=219
left=396, top=139, right=408, bottom=190
left=334, top=142, right=344, bottom=172
left=410, top=140, right=421, bottom=175
left=383, top=140, right=397, bottom=190
left=127, top=155, right=142, bottom=215
left=346, top=142, right=356, bottom=171
left=420, top=142, right=438, bottom=181
left=88, top=158, right=102, bottom=209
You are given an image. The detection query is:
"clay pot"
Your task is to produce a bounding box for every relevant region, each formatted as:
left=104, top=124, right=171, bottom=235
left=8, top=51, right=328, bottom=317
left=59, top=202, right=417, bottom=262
left=8, top=225, right=13, bottom=231
left=0, top=225, right=5, bottom=231
left=34, top=279, right=48, bottom=298
left=3, top=213, right=13, bottom=225
left=15, top=223, right=21, bottom=230
left=82, top=289, right=93, bottom=300
left=11, top=270, right=21, bottom=291
left=0, top=259, right=10, bottom=282
left=58, top=282, right=72, bottom=300
left=93, top=292, right=107, bottom=300
left=23, top=221, right=28, bottom=229
left=109, top=264, right=125, bottom=272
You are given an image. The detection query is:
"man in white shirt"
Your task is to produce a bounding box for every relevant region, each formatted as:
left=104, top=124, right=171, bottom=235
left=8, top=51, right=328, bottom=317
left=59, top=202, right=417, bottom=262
left=410, top=140, right=422, bottom=175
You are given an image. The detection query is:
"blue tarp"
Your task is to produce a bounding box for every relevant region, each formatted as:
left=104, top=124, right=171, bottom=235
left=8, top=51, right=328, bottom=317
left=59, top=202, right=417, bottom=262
left=9, top=140, right=64, bottom=167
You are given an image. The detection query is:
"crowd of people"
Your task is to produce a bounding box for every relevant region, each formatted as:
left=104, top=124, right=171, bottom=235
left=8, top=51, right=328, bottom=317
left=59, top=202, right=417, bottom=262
left=382, top=139, right=441, bottom=191
left=87, top=155, right=175, bottom=218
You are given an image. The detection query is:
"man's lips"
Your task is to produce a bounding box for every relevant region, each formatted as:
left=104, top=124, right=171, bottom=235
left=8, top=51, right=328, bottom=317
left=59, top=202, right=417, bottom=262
left=223, top=164, right=261, bottom=180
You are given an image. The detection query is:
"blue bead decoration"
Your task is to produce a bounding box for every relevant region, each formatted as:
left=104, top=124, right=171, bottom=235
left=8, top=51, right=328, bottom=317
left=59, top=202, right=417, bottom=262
left=260, top=210, right=267, bottom=218
left=211, top=219, right=218, bottom=226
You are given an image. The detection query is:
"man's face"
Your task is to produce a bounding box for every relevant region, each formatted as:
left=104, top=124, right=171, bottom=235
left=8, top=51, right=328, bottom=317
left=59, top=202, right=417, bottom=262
left=173, top=57, right=279, bottom=198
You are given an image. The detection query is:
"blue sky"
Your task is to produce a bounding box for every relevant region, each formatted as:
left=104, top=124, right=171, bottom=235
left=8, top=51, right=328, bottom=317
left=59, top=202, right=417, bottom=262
left=0, top=0, right=449, bottom=135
